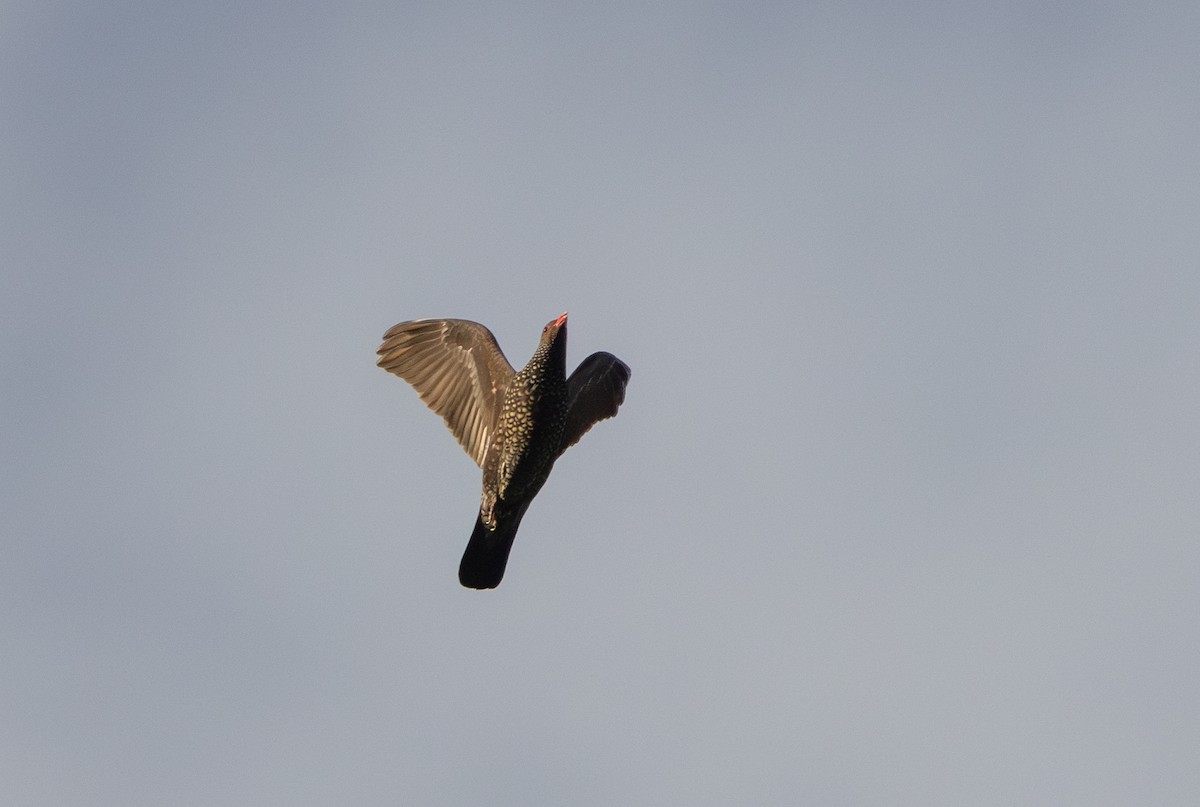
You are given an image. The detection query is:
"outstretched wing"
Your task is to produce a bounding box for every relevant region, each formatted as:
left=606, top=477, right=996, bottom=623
left=559, top=351, right=631, bottom=453
left=377, top=319, right=515, bottom=467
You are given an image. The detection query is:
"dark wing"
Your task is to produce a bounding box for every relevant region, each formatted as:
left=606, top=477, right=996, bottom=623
left=559, top=351, right=631, bottom=453
left=377, top=319, right=515, bottom=467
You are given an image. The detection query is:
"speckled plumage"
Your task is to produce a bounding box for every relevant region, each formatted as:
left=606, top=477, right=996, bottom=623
left=377, top=313, right=630, bottom=589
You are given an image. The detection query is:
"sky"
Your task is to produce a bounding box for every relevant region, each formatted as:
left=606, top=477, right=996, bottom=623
left=3, top=1, right=1199, bottom=805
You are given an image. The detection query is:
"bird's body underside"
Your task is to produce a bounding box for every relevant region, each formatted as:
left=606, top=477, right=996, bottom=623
left=377, top=313, right=629, bottom=589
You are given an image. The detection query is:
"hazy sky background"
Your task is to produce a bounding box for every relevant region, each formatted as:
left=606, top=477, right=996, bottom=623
left=4, top=2, right=1199, bottom=805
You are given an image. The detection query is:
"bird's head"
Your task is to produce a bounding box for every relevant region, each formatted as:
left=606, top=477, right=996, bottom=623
left=539, top=312, right=568, bottom=363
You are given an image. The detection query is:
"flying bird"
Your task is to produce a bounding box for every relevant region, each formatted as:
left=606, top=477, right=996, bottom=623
left=377, top=313, right=630, bottom=589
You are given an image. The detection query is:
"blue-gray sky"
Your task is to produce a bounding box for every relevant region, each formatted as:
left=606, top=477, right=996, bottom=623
left=4, top=2, right=1199, bottom=805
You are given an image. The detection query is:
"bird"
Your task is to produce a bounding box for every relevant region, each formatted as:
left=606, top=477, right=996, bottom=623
left=376, top=313, right=630, bottom=589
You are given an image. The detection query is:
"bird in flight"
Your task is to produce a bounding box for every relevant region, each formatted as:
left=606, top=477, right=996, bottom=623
left=377, top=313, right=630, bottom=589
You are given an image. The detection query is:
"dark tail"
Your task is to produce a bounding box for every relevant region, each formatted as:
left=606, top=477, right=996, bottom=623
left=459, top=511, right=525, bottom=589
